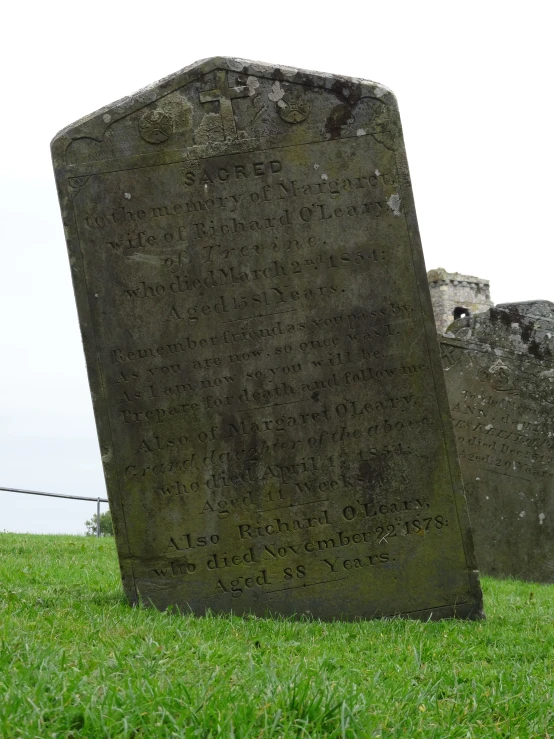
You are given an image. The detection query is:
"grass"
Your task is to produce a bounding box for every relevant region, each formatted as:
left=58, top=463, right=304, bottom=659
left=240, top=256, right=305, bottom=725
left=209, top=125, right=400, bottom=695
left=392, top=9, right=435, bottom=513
left=0, top=534, right=553, bottom=738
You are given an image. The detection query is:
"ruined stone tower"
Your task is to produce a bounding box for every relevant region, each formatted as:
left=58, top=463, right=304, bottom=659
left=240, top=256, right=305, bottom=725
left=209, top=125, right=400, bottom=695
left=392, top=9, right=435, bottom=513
left=427, top=268, right=493, bottom=334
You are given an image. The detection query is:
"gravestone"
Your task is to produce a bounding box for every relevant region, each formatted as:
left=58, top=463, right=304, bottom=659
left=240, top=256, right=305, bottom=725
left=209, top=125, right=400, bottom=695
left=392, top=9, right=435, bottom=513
left=441, top=301, right=554, bottom=582
left=52, top=57, right=483, bottom=619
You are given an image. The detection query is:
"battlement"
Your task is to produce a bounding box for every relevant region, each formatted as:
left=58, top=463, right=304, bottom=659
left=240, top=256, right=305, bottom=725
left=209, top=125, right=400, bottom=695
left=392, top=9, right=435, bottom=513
left=427, top=268, right=493, bottom=334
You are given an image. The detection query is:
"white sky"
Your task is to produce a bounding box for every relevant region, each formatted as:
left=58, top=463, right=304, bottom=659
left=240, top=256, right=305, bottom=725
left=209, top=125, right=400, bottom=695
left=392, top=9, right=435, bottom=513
left=1, top=0, right=552, bottom=534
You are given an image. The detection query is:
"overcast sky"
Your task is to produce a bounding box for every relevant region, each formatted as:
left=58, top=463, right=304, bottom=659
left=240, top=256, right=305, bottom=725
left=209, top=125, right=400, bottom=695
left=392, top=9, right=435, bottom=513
left=1, top=0, right=552, bottom=534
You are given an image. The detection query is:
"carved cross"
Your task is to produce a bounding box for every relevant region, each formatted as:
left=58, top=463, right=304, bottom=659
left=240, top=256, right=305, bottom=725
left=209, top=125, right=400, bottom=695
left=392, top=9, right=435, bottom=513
left=199, top=70, right=250, bottom=140
left=441, top=344, right=462, bottom=369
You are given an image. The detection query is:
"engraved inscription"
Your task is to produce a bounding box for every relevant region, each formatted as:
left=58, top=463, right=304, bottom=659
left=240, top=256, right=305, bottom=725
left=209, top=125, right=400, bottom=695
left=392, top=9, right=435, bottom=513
left=441, top=305, right=554, bottom=583
left=53, top=59, right=482, bottom=619
left=69, top=137, right=470, bottom=615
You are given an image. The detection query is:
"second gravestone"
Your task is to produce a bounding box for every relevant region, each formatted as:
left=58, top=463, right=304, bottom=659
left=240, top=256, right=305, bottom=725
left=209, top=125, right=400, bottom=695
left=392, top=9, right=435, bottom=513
left=442, top=302, right=554, bottom=582
left=52, top=57, right=483, bottom=619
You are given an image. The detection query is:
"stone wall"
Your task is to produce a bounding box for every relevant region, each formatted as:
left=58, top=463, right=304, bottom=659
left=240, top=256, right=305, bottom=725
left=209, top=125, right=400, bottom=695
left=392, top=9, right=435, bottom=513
left=427, top=268, right=493, bottom=334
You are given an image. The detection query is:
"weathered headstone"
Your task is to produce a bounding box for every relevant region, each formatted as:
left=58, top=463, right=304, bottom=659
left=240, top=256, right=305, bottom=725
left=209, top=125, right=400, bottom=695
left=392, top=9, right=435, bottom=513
left=52, top=57, right=483, bottom=619
left=441, top=301, right=554, bottom=582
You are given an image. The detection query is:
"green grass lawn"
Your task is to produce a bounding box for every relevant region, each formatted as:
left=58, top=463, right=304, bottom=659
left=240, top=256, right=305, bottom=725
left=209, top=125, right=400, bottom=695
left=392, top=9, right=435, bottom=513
left=0, top=534, right=553, bottom=738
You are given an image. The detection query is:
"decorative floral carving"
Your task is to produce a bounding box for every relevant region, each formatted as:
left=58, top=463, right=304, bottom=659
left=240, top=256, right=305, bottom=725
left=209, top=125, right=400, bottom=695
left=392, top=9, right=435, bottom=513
left=68, top=175, right=91, bottom=190
left=277, top=91, right=310, bottom=124
left=370, top=103, right=400, bottom=151
left=138, top=110, right=174, bottom=144
left=478, top=360, right=519, bottom=395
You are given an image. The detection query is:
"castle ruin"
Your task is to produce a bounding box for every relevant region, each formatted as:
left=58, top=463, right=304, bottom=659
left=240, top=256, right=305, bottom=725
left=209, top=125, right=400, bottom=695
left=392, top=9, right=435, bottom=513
left=427, top=268, right=493, bottom=334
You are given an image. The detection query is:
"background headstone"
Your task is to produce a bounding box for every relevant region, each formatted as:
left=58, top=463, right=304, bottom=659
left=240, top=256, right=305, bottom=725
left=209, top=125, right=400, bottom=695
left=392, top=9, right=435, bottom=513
left=52, top=57, right=483, bottom=619
left=441, top=301, right=554, bottom=582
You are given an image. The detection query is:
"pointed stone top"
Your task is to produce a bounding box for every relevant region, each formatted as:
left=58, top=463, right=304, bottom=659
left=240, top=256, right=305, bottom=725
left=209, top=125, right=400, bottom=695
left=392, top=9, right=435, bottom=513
left=52, top=56, right=395, bottom=151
